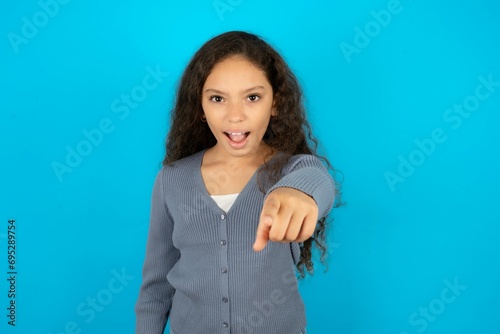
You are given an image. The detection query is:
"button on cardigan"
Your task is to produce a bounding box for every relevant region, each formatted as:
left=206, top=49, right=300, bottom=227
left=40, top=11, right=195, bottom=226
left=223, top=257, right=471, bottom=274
left=135, top=149, right=335, bottom=334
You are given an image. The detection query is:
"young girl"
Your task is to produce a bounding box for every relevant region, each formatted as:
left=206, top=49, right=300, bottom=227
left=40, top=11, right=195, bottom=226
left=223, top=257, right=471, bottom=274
left=135, top=31, right=340, bottom=334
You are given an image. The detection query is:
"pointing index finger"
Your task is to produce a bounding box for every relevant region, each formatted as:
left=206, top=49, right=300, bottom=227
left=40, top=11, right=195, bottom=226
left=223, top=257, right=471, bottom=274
left=253, top=195, right=280, bottom=252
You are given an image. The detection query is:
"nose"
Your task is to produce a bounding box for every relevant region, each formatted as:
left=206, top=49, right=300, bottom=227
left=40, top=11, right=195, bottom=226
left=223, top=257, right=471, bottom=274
left=227, top=101, right=244, bottom=122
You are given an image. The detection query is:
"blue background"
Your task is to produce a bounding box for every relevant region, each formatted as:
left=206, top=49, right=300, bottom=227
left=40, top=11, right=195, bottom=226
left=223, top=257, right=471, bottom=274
left=1, top=0, right=499, bottom=333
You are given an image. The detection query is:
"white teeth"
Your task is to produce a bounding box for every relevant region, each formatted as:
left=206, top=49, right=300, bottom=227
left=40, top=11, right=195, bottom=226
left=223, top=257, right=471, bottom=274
left=225, top=131, right=249, bottom=144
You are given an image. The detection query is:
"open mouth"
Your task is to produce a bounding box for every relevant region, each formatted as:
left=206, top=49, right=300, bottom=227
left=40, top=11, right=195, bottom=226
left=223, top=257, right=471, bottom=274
left=224, top=131, right=250, bottom=144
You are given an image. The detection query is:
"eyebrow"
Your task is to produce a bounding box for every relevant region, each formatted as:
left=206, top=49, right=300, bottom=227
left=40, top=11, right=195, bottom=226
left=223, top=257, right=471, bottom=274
left=204, top=85, right=266, bottom=94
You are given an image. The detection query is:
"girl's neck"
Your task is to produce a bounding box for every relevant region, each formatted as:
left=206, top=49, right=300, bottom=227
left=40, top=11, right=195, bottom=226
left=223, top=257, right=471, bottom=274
left=204, top=144, right=276, bottom=169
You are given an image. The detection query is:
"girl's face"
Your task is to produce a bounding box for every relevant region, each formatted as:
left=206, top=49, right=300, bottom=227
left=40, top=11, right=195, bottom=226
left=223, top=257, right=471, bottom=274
left=201, top=55, right=276, bottom=160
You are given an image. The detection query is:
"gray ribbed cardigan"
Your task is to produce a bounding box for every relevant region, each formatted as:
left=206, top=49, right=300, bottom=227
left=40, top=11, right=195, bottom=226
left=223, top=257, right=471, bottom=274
left=135, top=149, right=335, bottom=334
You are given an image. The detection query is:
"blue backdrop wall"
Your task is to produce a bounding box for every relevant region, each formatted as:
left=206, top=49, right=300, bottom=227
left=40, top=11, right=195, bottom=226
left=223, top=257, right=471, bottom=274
left=1, top=0, right=499, bottom=333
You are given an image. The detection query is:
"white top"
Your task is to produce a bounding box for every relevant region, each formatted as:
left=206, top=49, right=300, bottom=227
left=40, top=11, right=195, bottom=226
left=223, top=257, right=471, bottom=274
left=210, top=193, right=239, bottom=213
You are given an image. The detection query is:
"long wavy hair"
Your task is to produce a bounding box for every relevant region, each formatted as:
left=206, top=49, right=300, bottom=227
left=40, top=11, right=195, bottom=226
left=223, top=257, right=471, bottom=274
left=163, top=31, right=343, bottom=278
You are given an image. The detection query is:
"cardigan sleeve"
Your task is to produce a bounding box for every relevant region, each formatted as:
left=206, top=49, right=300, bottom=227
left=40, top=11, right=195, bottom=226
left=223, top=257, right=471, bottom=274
left=265, top=154, right=336, bottom=219
left=135, top=167, right=180, bottom=334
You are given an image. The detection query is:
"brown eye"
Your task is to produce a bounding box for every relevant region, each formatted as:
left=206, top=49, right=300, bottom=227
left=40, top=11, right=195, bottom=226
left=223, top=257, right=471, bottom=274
left=247, top=94, right=260, bottom=102
left=210, top=95, right=224, bottom=102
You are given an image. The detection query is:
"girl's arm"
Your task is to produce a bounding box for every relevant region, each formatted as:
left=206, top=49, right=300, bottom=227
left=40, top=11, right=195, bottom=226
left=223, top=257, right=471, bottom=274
left=254, top=154, right=336, bottom=251
left=135, top=168, right=180, bottom=334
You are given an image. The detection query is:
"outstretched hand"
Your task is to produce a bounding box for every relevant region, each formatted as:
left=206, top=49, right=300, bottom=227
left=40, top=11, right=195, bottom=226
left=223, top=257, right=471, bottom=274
left=253, top=187, right=319, bottom=252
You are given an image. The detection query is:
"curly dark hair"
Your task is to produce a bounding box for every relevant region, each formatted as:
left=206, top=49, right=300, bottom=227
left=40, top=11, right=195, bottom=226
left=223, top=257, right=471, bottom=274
left=163, top=30, right=343, bottom=278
